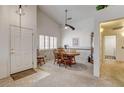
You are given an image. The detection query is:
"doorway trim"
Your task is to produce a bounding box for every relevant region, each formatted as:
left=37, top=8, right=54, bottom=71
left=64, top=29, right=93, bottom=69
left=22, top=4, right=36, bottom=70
left=9, top=25, right=34, bottom=74
left=98, top=17, right=124, bottom=78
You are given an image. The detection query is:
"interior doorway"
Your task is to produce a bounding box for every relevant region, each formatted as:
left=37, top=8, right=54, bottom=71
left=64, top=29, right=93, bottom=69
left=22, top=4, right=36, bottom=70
left=100, top=18, right=124, bottom=86
left=103, top=35, right=116, bottom=63
left=10, top=25, right=33, bottom=74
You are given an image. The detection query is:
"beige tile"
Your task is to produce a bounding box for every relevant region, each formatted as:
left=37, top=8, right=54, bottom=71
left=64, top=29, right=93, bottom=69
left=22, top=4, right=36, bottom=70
left=101, top=61, right=124, bottom=86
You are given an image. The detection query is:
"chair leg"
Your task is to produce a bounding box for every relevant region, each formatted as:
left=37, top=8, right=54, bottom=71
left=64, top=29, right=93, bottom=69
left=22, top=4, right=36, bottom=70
left=54, top=59, right=56, bottom=64
left=69, top=63, right=71, bottom=67
left=59, top=61, right=61, bottom=66
left=64, top=62, right=67, bottom=68
left=74, top=57, right=76, bottom=63
left=43, top=58, right=45, bottom=64
left=59, top=62, right=61, bottom=67
left=40, top=62, right=42, bottom=66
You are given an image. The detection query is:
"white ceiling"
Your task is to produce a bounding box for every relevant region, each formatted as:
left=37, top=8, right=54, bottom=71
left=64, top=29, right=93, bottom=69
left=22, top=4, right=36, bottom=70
left=101, top=18, right=124, bottom=29
left=38, top=5, right=97, bottom=25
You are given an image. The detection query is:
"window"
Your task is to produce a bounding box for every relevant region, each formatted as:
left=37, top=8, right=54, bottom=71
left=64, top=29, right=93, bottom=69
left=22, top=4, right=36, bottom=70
left=39, top=35, right=44, bottom=49
left=39, top=35, right=57, bottom=50
left=53, top=37, right=57, bottom=48
left=50, top=37, right=54, bottom=49
left=45, top=36, right=49, bottom=49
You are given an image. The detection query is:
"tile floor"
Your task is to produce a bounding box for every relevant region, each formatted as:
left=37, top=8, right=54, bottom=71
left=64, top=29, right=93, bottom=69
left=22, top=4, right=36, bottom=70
left=101, top=61, right=124, bottom=86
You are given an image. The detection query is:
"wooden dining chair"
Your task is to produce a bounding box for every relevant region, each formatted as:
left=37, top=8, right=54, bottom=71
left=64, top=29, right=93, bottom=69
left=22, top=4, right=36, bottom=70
left=57, top=48, right=65, bottom=53
left=59, top=52, right=71, bottom=68
left=69, top=49, right=76, bottom=63
left=53, top=49, right=56, bottom=64
left=37, top=49, right=45, bottom=66
left=53, top=49, right=61, bottom=64
left=53, top=49, right=58, bottom=64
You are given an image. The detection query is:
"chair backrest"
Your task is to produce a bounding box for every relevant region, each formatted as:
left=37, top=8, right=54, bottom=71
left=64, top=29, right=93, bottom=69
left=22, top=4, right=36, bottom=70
left=59, top=52, right=69, bottom=61
left=57, top=48, right=65, bottom=53
left=53, top=48, right=68, bottom=61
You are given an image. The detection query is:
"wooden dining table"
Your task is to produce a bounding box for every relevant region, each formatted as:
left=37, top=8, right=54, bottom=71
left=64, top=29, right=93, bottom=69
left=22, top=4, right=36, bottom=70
left=63, top=52, right=80, bottom=64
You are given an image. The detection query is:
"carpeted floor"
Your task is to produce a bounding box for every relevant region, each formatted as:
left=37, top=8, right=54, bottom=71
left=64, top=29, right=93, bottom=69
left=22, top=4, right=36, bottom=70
left=33, top=61, right=114, bottom=87
left=0, top=60, right=123, bottom=87
left=0, top=69, right=50, bottom=87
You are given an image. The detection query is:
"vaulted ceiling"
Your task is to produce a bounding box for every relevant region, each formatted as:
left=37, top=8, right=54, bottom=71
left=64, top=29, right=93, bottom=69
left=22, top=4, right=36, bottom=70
left=38, top=5, right=97, bottom=25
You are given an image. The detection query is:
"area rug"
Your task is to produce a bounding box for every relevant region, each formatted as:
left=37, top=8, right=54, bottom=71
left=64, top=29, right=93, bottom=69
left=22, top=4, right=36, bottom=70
left=11, top=68, right=37, bottom=80
left=10, top=70, right=50, bottom=87
left=67, top=63, right=88, bottom=71
left=58, top=63, right=88, bottom=71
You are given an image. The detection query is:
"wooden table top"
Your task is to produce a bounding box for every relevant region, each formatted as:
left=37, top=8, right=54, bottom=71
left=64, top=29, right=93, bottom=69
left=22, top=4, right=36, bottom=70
left=63, top=52, right=80, bottom=56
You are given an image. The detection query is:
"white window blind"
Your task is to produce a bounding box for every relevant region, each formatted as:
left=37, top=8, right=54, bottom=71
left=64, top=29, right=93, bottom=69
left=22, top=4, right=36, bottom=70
left=54, top=37, right=57, bottom=49
left=39, top=35, right=44, bottom=49
left=39, top=35, right=57, bottom=50
left=50, top=36, right=54, bottom=49
left=45, top=36, right=49, bottom=49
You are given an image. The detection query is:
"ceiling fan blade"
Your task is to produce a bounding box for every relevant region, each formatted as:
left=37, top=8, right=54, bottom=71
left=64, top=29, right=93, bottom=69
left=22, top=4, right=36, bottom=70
left=67, top=17, right=72, bottom=20
left=65, top=24, right=75, bottom=30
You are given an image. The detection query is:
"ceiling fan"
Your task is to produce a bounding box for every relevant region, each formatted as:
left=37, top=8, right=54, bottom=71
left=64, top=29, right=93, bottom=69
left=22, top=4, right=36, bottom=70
left=64, top=9, right=75, bottom=30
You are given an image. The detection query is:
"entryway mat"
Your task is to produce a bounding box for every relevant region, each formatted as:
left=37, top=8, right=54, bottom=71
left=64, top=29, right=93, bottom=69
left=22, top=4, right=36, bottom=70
left=11, top=68, right=37, bottom=80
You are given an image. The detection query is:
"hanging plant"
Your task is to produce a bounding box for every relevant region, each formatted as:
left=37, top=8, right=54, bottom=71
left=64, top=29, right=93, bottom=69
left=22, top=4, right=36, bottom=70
left=96, top=5, right=108, bottom=11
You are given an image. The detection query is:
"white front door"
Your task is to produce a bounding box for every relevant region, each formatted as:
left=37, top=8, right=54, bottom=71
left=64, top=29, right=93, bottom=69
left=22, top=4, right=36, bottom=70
left=10, top=26, right=33, bottom=74
left=21, top=28, right=33, bottom=70
left=104, top=35, right=116, bottom=57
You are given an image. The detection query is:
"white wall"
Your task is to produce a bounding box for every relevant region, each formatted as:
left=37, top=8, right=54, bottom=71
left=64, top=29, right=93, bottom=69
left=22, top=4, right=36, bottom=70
left=94, top=5, right=124, bottom=77
left=61, top=5, right=124, bottom=77
left=0, top=5, right=37, bottom=79
left=62, top=17, right=95, bottom=48
left=37, top=7, right=61, bottom=48
left=116, top=30, right=124, bottom=61
left=61, top=17, right=95, bottom=63
left=0, top=6, right=10, bottom=79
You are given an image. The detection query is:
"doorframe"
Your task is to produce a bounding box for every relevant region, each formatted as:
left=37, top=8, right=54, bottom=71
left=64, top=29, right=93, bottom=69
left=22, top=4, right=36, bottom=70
left=103, top=35, right=117, bottom=62
left=9, top=25, right=34, bottom=74
left=98, top=17, right=124, bottom=78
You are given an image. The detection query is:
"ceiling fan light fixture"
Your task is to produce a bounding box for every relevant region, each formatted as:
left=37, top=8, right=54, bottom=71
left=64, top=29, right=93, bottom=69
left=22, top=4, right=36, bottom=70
left=64, top=26, right=68, bottom=29
left=67, top=17, right=72, bottom=20
left=64, top=9, right=75, bottom=31
left=65, top=24, right=75, bottom=30
left=16, top=5, right=25, bottom=15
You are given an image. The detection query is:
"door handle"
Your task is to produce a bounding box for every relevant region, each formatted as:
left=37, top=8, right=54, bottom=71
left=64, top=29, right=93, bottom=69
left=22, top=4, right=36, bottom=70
left=11, top=51, right=15, bottom=54
left=10, top=49, right=15, bottom=54
left=11, top=49, right=14, bottom=50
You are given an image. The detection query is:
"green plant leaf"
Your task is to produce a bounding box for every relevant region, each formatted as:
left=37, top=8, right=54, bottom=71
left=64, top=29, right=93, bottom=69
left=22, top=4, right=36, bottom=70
left=96, top=5, right=108, bottom=11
